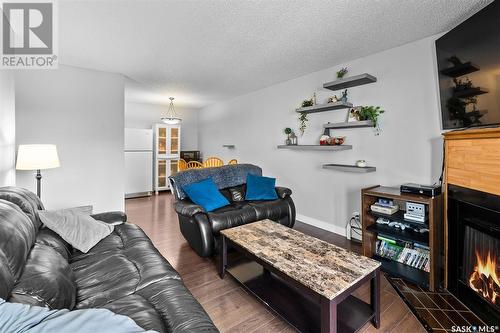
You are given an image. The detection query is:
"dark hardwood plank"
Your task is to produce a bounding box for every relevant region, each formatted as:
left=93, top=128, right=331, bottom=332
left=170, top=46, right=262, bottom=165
left=125, top=192, right=425, bottom=332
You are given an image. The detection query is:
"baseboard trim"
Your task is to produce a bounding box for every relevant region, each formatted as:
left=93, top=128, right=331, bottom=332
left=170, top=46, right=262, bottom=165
left=296, top=214, right=346, bottom=238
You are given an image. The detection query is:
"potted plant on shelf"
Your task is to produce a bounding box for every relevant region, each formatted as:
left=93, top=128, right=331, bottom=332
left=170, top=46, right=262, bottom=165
left=284, top=127, right=293, bottom=145
left=299, top=92, right=317, bottom=107
left=358, top=106, right=385, bottom=135
left=337, top=67, right=348, bottom=78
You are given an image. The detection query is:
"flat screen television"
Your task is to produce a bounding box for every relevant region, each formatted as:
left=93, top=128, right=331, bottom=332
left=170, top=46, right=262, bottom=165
left=436, top=1, right=500, bottom=130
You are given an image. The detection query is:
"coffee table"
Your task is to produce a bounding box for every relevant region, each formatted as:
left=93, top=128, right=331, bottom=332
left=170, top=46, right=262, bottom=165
left=219, top=220, right=381, bottom=333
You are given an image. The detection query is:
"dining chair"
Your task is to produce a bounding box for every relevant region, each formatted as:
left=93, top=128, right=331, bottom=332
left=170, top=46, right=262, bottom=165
left=187, top=161, right=203, bottom=169
left=203, top=157, right=224, bottom=168
left=178, top=159, right=188, bottom=171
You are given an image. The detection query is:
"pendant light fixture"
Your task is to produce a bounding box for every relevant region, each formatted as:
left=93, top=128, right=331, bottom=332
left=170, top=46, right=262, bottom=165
left=161, top=97, right=182, bottom=124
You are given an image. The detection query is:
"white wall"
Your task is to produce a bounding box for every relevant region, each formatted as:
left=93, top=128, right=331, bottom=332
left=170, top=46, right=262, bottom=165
left=198, top=35, right=443, bottom=236
left=125, top=102, right=198, bottom=150
left=0, top=72, right=15, bottom=186
left=15, top=65, right=125, bottom=212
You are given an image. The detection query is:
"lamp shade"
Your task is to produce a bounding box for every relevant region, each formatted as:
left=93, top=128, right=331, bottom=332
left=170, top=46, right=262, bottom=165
left=16, top=144, right=60, bottom=170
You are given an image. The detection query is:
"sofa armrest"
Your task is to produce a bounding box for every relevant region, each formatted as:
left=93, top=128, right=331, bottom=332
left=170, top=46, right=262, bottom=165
left=175, top=201, right=205, bottom=217
left=91, top=211, right=127, bottom=224
left=276, top=186, right=292, bottom=199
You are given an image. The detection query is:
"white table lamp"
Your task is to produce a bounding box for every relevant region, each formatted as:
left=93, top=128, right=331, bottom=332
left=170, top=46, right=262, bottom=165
left=16, top=144, right=60, bottom=198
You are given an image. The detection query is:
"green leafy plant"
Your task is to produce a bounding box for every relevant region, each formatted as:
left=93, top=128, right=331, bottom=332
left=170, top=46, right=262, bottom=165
left=358, top=106, right=385, bottom=127
left=301, top=99, right=313, bottom=107
left=336, top=67, right=348, bottom=78
left=283, top=127, right=293, bottom=145
left=298, top=112, right=308, bottom=135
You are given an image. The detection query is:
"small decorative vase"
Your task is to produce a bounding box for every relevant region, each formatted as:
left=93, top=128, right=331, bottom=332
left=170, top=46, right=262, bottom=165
left=285, top=137, right=292, bottom=145
left=356, top=160, right=367, bottom=168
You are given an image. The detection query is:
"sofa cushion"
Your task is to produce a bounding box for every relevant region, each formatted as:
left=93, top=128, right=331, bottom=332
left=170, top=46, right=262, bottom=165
left=9, top=241, right=77, bottom=309
left=182, top=178, right=229, bottom=212
left=103, top=279, right=218, bottom=333
left=39, top=208, right=114, bottom=253
left=169, top=164, right=262, bottom=200
left=208, top=203, right=258, bottom=234
left=245, top=174, right=278, bottom=201
left=228, top=185, right=246, bottom=202
left=218, top=188, right=233, bottom=202
left=0, top=199, right=38, bottom=300
left=0, top=186, right=44, bottom=229
left=35, top=228, right=72, bottom=260
left=247, top=199, right=292, bottom=221
left=71, top=223, right=181, bottom=309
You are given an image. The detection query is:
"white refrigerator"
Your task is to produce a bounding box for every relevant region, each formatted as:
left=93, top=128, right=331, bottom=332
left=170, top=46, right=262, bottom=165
left=124, top=128, right=153, bottom=198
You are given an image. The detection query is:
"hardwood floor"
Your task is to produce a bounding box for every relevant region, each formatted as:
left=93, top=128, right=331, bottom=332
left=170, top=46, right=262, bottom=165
left=125, top=193, right=426, bottom=333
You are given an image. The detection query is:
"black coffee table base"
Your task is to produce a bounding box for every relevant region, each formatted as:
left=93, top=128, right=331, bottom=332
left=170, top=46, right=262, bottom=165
left=219, top=235, right=380, bottom=333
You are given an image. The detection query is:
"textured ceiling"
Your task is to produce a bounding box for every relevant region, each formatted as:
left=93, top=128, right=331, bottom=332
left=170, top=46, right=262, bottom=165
left=59, top=0, right=491, bottom=108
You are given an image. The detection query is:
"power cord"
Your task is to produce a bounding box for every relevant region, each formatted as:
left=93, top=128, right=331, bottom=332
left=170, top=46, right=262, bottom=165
left=349, top=214, right=362, bottom=242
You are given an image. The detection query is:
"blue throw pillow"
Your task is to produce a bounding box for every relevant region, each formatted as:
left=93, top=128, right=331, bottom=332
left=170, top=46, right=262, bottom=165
left=182, top=178, right=230, bottom=212
left=245, top=174, right=278, bottom=201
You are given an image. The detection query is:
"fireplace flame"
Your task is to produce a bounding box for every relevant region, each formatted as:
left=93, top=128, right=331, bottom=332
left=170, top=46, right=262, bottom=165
left=469, top=250, right=500, bottom=304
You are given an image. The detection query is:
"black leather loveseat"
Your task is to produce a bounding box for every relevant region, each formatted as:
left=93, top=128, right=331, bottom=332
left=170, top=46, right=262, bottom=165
left=169, top=164, right=295, bottom=257
left=0, top=186, right=218, bottom=332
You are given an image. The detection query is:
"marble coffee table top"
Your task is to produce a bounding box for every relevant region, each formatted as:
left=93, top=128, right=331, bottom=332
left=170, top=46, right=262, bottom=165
left=221, top=219, right=380, bottom=300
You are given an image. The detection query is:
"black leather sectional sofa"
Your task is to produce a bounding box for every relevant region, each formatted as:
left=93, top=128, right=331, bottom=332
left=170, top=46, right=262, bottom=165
left=169, top=164, right=296, bottom=257
left=0, top=186, right=218, bottom=332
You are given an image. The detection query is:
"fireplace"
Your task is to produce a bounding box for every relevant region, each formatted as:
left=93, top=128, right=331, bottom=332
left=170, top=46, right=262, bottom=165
left=448, top=184, right=500, bottom=324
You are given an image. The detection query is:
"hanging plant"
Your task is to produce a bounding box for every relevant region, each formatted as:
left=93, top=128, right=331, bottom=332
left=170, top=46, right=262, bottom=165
left=358, top=106, right=385, bottom=135
left=298, top=112, right=308, bottom=136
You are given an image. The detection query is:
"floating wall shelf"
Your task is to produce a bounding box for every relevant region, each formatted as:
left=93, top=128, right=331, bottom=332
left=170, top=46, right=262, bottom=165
left=323, top=120, right=374, bottom=129
left=296, top=101, right=353, bottom=114
left=453, top=87, right=488, bottom=99
left=322, top=164, right=376, bottom=173
left=440, top=62, right=479, bottom=78
left=277, top=145, right=352, bottom=151
left=323, top=73, right=377, bottom=91
left=222, top=145, right=235, bottom=148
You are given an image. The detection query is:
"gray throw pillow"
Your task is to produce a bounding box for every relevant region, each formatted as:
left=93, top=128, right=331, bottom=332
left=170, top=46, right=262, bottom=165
left=69, top=205, right=93, bottom=215
left=38, top=209, right=113, bottom=253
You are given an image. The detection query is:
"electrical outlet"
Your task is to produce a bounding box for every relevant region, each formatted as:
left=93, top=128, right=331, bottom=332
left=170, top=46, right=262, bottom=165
left=347, top=211, right=362, bottom=242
